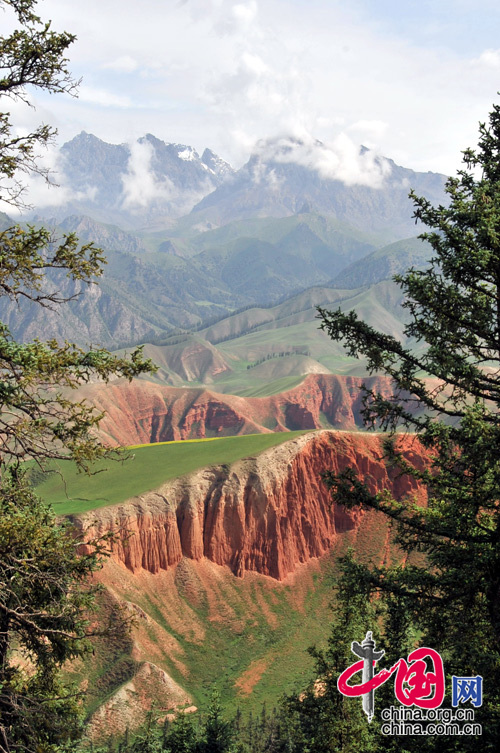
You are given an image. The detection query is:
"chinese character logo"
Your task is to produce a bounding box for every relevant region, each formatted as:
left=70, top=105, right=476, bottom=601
left=452, top=676, right=483, bottom=708
left=337, top=631, right=446, bottom=722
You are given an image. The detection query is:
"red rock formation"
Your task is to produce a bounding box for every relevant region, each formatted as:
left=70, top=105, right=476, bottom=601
left=82, top=373, right=411, bottom=446
left=76, top=431, right=425, bottom=581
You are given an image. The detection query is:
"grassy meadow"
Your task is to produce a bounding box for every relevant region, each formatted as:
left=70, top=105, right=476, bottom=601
left=33, top=431, right=311, bottom=516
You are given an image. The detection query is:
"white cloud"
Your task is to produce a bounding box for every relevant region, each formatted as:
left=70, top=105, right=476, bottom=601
left=241, top=52, right=269, bottom=76
left=119, top=139, right=216, bottom=215
left=78, top=85, right=132, bottom=108
left=349, top=120, right=388, bottom=139
left=121, top=140, right=175, bottom=209
left=0, top=145, right=98, bottom=215
left=346, top=120, right=389, bottom=152
left=15, top=0, right=500, bottom=180
left=253, top=134, right=392, bottom=188
left=476, top=49, right=500, bottom=67
left=103, top=55, right=139, bottom=73
left=232, top=1, right=258, bottom=25
left=316, top=116, right=346, bottom=129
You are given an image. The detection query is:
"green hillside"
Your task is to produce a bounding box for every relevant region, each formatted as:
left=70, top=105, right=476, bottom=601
left=33, top=431, right=311, bottom=516
left=169, top=212, right=379, bottom=249
left=332, top=235, right=431, bottom=288
left=1, top=211, right=381, bottom=349
left=130, top=228, right=434, bottom=395
left=134, top=279, right=409, bottom=392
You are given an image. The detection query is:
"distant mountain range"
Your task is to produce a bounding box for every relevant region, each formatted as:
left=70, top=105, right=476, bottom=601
left=1, top=212, right=427, bottom=351
left=47, top=132, right=234, bottom=229
left=34, top=132, right=447, bottom=239
left=4, top=131, right=446, bottom=356
left=186, top=138, right=446, bottom=243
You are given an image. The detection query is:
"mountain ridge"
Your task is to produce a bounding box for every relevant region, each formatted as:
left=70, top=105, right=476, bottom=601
left=29, top=132, right=448, bottom=239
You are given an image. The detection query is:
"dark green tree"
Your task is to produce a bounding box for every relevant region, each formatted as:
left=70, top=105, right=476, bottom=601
left=163, top=713, right=197, bottom=753
left=0, top=473, right=113, bottom=752
left=0, top=0, right=78, bottom=208
left=0, top=0, right=154, bottom=472
left=317, top=103, right=500, bottom=749
left=197, top=691, right=234, bottom=753
left=0, top=1, right=154, bottom=751
left=279, top=551, right=378, bottom=753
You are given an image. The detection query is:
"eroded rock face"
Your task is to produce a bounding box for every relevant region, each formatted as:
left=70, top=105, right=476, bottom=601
left=76, top=431, right=425, bottom=581
left=84, top=373, right=407, bottom=446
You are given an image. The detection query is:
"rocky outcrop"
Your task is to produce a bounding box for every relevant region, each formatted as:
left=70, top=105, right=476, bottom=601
left=88, top=661, right=192, bottom=740
left=84, top=373, right=408, bottom=446
left=76, top=431, right=425, bottom=581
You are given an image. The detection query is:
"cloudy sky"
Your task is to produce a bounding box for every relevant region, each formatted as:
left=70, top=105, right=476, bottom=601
left=9, top=0, right=500, bottom=177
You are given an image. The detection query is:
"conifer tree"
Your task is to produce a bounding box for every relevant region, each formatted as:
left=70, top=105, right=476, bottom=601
left=318, top=103, right=500, bottom=749
left=0, top=2, right=154, bottom=750
left=163, top=713, right=197, bottom=753
left=281, top=551, right=378, bottom=753
left=197, top=691, right=234, bottom=753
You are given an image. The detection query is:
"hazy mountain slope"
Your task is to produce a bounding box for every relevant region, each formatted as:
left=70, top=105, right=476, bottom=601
left=190, top=215, right=374, bottom=303
left=0, top=208, right=421, bottom=363
left=200, top=286, right=353, bottom=343
left=188, top=139, right=447, bottom=240
left=45, top=132, right=235, bottom=229
left=31, top=132, right=448, bottom=243
left=1, top=211, right=378, bottom=346
left=171, top=210, right=378, bottom=248
left=56, top=214, right=149, bottom=254
left=332, top=235, right=432, bottom=288
left=9, top=134, right=448, bottom=349
left=0, top=248, right=232, bottom=347
left=137, top=338, right=234, bottom=384
left=126, top=279, right=408, bottom=391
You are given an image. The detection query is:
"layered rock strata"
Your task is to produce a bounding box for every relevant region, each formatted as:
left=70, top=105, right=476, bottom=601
left=85, top=373, right=406, bottom=445
left=76, top=431, right=425, bottom=581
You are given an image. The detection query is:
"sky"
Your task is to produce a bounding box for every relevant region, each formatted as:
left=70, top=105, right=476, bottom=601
left=7, top=0, right=500, bottom=180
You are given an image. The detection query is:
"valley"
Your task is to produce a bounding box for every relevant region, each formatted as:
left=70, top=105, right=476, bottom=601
left=43, top=430, right=426, bottom=738
left=2, top=3, right=495, bottom=750
left=19, top=130, right=441, bottom=739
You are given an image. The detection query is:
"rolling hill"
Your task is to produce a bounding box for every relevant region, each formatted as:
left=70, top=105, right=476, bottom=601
left=0, top=213, right=379, bottom=347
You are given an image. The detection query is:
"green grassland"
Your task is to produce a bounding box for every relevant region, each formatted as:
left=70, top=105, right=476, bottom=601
left=165, top=211, right=381, bottom=248
left=33, top=431, right=311, bottom=516
left=135, top=556, right=340, bottom=715
left=72, top=554, right=338, bottom=722
left=235, top=374, right=306, bottom=398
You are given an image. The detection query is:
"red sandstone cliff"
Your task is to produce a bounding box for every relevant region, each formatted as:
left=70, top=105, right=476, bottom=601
left=82, top=374, right=405, bottom=446
left=76, top=430, right=425, bottom=581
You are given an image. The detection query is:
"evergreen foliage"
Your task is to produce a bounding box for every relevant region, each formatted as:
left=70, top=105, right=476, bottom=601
left=316, top=103, right=500, bottom=749
left=196, top=692, right=234, bottom=753
left=0, top=1, right=154, bottom=750
left=111, top=693, right=233, bottom=753
left=278, top=552, right=379, bottom=753
left=0, top=474, right=111, bottom=752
